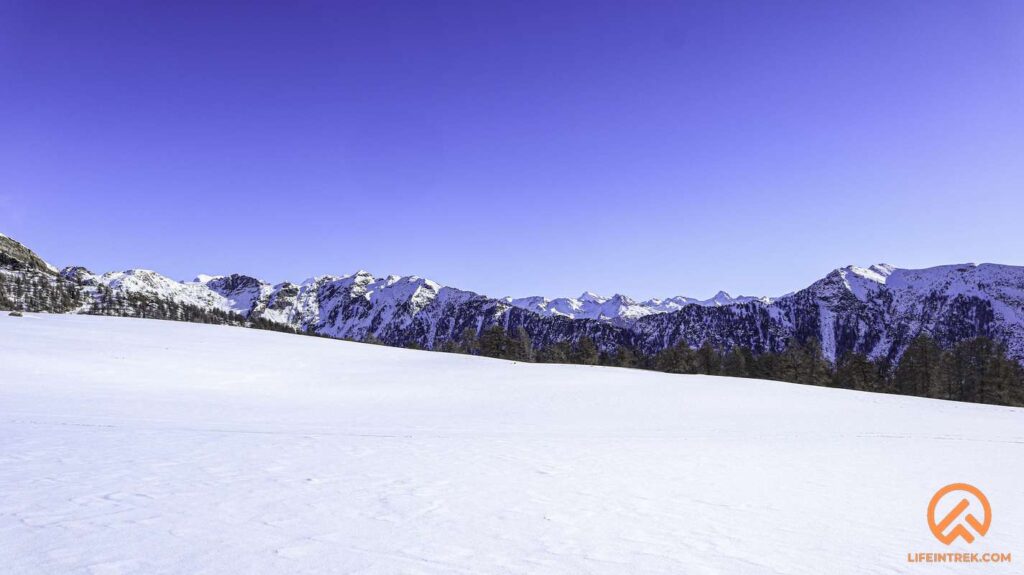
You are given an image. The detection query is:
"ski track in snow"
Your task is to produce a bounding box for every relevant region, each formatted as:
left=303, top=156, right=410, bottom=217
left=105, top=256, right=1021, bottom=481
left=1, top=314, right=1022, bottom=574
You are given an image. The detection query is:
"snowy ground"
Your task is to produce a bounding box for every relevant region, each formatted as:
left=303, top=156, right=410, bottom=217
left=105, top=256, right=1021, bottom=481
left=1, top=314, right=1021, bottom=574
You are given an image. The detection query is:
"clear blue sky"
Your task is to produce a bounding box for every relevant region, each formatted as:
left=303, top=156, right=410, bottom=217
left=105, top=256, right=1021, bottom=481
left=1, top=1, right=1022, bottom=299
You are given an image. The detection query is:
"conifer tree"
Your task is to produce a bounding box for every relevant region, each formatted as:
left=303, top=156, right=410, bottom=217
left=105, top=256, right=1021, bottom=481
left=458, top=327, right=480, bottom=355
left=537, top=341, right=571, bottom=364
left=572, top=336, right=599, bottom=365
left=800, top=338, right=832, bottom=386
left=833, top=352, right=874, bottom=390
left=613, top=345, right=639, bottom=368
left=653, top=342, right=697, bottom=374
left=694, top=341, right=722, bottom=375
left=721, top=346, right=750, bottom=378
left=514, top=327, right=534, bottom=362
left=479, top=325, right=508, bottom=358
left=893, top=334, right=942, bottom=397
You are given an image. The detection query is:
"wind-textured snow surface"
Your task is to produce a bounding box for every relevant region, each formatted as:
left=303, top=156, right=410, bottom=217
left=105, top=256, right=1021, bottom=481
left=1, top=315, right=1022, bottom=575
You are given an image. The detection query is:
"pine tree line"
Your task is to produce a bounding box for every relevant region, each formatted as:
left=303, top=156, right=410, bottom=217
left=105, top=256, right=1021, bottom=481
left=887, top=334, right=1022, bottom=406
left=437, top=327, right=1024, bottom=407
left=0, top=271, right=83, bottom=313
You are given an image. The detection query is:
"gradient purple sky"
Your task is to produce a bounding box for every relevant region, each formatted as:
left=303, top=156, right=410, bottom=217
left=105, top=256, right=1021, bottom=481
left=1, top=1, right=1022, bottom=299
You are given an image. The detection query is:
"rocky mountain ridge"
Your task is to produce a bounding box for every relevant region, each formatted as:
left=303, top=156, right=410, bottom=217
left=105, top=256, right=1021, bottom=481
left=2, top=233, right=1023, bottom=364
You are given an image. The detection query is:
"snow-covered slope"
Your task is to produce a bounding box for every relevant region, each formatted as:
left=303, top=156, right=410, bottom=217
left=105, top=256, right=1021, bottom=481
left=1, top=314, right=1021, bottom=574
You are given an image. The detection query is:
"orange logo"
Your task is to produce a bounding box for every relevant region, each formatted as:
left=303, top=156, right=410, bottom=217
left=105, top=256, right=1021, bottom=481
left=927, top=483, right=991, bottom=545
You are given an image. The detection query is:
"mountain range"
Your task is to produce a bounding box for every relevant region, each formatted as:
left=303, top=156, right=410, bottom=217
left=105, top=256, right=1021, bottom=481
left=3, top=232, right=1023, bottom=364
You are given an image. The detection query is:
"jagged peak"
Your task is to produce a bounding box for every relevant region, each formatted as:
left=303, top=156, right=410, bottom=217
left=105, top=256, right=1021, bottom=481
left=113, top=268, right=160, bottom=276
left=709, top=290, right=733, bottom=302
left=346, top=270, right=375, bottom=287
left=205, top=274, right=265, bottom=293
left=194, top=274, right=223, bottom=284
left=60, top=265, right=94, bottom=275
left=299, top=274, right=341, bottom=287
left=834, top=264, right=893, bottom=285
left=868, top=263, right=895, bottom=276
left=59, top=265, right=97, bottom=285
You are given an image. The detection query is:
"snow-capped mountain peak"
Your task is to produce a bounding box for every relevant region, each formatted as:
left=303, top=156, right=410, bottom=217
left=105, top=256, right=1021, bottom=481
left=707, top=291, right=733, bottom=305
left=194, top=274, right=223, bottom=284
left=503, top=286, right=769, bottom=324
left=828, top=264, right=894, bottom=301
left=5, top=229, right=1024, bottom=366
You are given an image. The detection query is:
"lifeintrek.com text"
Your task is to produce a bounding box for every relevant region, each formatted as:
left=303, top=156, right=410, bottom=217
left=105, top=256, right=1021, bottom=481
left=907, top=552, right=1012, bottom=564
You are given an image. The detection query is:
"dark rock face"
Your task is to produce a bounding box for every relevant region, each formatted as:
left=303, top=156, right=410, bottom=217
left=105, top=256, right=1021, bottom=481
left=59, top=266, right=97, bottom=285
left=0, top=235, right=56, bottom=274
left=266, top=283, right=299, bottom=311
left=206, top=274, right=263, bottom=296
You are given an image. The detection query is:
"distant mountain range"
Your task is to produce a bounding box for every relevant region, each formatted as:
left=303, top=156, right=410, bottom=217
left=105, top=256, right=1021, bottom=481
left=3, top=232, right=1023, bottom=364
left=504, top=291, right=770, bottom=326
